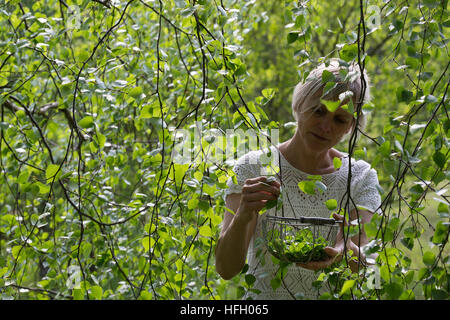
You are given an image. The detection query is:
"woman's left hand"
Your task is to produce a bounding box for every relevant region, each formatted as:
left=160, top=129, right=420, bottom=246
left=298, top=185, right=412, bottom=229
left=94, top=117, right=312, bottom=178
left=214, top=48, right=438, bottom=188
left=296, top=213, right=348, bottom=271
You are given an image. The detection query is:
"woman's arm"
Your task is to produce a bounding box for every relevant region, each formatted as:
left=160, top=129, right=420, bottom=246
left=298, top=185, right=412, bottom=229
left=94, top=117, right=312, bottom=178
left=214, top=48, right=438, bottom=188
left=349, top=208, right=373, bottom=247
left=215, top=193, right=257, bottom=280
left=345, top=208, right=377, bottom=271
left=215, top=177, right=280, bottom=280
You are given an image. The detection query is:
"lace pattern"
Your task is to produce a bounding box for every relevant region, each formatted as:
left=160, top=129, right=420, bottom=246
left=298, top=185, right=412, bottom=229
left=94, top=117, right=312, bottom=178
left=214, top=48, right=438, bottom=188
left=224, top=146, right=382, bottom=300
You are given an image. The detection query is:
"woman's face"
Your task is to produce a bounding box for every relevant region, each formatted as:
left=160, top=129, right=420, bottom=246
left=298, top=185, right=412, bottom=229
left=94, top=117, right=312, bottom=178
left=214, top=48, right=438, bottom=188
left=296, top=92, right=355, bottom=153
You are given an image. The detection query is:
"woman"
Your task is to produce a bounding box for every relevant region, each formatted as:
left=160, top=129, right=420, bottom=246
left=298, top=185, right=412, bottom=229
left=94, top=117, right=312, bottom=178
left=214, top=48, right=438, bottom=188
left=215, top=59, right=382, bottom=299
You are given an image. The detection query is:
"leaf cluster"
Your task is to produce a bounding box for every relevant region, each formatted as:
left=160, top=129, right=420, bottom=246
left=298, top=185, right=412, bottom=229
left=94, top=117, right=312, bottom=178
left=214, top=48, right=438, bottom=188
left=267, top=228, right=329, bottom=263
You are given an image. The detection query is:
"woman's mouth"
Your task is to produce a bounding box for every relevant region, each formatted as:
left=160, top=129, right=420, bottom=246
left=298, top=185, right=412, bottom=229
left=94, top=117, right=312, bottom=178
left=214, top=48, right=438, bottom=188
left=310, top=132, right=329, bottom=141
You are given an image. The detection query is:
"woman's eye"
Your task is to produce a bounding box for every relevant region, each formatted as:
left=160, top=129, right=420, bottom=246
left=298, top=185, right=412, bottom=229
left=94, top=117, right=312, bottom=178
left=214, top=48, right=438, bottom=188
left=313, top=106, right=327, bottom=115
left=335, top=117, right=351, bottom=124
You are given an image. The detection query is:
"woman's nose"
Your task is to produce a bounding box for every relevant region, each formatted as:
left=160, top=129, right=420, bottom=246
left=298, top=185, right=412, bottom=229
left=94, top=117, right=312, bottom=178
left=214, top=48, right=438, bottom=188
left=318, top=116, right=332, bottom=133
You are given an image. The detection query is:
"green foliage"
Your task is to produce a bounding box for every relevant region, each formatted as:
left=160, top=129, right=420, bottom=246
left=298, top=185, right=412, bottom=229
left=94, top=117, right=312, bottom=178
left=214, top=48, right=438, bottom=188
left=267, top=228, right=329, bottom=263
left=0, top=0, right=448, bottom=300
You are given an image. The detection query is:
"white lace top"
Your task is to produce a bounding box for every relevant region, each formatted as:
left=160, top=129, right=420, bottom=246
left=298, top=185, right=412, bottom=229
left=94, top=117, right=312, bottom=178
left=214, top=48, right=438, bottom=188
left=224, top=145, right=382, bottom=300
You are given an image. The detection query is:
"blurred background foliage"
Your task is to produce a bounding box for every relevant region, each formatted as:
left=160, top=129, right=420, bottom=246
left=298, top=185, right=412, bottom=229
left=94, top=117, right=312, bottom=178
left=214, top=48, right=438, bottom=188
left=0, top=0, right=448, bottom=300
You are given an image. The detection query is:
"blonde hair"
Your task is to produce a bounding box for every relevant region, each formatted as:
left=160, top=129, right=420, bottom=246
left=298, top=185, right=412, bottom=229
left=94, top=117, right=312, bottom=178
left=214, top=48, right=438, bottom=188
left=291, top=59, right=371, bottom=136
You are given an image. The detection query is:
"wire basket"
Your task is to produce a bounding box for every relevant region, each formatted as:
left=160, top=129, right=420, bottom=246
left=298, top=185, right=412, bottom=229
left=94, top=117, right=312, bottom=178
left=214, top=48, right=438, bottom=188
left=262, top=215, right=341, bottom=264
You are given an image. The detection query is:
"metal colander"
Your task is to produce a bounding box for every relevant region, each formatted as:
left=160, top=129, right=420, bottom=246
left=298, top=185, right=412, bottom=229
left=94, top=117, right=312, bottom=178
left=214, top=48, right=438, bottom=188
left=262, top=215, right=341, bottom=263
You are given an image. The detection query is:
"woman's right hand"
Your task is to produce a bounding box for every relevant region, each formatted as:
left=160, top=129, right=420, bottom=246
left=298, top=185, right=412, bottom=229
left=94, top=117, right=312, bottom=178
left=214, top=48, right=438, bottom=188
left=236, top=176, right=281, bottom=224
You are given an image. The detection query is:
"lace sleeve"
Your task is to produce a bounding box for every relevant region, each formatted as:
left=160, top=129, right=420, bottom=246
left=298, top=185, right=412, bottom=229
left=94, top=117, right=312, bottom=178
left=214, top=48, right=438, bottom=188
left=351, top=162, right=382, bottom=214
left=223, top=151, right=262, bottom=201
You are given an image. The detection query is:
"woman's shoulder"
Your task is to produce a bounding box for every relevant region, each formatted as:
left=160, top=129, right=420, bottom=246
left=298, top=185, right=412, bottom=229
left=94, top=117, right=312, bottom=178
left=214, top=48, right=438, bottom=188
left=345, top=157, right=379, bottom=182
left=349, top=158, right=372, bottom=170
left=336, top=151, right=378, bottom=177
left=231, top=146, right=277, bottom=167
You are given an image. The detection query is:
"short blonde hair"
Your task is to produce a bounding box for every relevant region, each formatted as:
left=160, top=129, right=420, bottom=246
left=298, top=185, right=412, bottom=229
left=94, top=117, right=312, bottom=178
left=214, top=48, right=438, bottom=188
left=291, top=59, right=371, bottom=135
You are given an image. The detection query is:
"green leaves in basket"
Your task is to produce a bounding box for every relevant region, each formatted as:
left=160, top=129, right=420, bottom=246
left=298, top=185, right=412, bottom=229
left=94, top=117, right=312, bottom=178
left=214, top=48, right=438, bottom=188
left=267, top=227, right=330, bottom=263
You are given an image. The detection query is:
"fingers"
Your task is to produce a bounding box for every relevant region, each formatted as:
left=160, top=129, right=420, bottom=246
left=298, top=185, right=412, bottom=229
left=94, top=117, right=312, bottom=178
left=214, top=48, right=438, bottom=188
left=241, top=191, right=278, bottom=202
left=296, top=246, right=344, bottom=271
left=244, top=176, right=280, bottom=188
left=238, top=176, right=281, bottom=215
left=332, top=212, right=347, bottom=226
left=324, top=246, right=340, bottom=256
left=241, top=177, right=280, bottom=205
left=242, top=177, right=280, bottom=197
left=324, top=246, right=343, bottom=263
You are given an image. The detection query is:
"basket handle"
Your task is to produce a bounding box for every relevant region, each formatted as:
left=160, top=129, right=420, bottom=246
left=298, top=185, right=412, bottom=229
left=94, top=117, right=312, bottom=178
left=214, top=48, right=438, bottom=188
left=265, top=215, right=342, bottom=225
left=298, top=216, right=341, bottom=225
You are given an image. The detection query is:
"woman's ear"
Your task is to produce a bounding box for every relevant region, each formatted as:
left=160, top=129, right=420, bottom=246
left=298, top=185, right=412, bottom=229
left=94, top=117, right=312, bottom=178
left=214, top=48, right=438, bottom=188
left=347, top=118, right=357, bottom=134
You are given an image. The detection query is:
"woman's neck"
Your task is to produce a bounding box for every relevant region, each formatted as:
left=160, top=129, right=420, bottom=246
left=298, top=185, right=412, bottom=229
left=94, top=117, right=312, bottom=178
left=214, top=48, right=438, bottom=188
left=278, top=132, right=340, bottom=175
